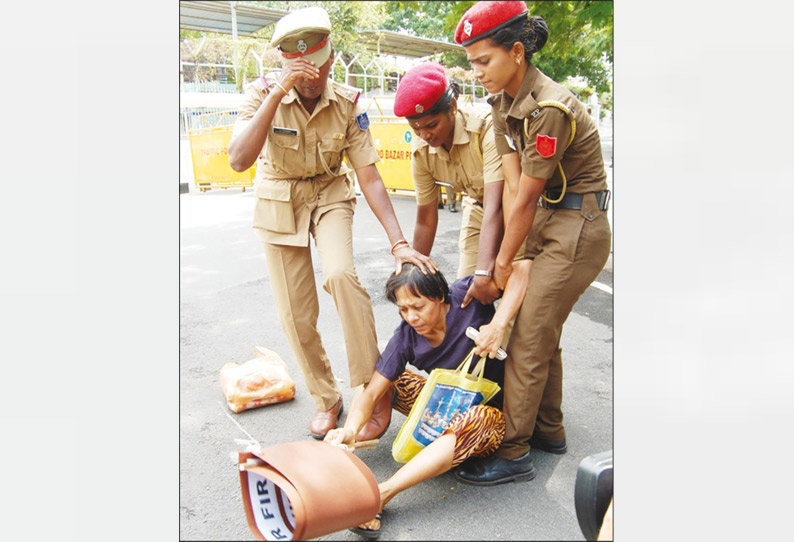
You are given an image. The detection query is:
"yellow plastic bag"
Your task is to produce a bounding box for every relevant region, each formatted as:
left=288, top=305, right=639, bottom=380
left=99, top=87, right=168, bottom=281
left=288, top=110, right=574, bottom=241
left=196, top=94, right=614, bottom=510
left=392, top=348, right=500, bottom=463
left=220, top=347, right=296, bottom=413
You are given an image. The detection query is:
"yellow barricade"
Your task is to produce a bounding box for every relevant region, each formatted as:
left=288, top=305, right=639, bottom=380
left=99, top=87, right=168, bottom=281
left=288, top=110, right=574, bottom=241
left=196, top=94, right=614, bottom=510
left=368, top=116, right=415, bottom=193
left=186, top=103, right=421, bottom=195
left=187, top=111, right=254, bottom=192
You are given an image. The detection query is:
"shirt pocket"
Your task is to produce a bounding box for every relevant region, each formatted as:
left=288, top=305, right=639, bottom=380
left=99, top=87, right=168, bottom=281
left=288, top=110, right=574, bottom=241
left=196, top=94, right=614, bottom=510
left=253, top=180, right=296, bottom=234
left=266, top=131, right=300, bottom=166
left=461, top=166, right=484, bottom=201
left=317, top=137, right=347, bottom=172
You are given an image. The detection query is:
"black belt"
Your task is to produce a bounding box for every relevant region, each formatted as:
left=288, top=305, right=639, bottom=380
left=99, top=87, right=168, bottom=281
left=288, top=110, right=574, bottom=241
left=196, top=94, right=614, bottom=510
left=538, top=190, right=610, bottom=211
left=297, top=173, right=333, bottom=182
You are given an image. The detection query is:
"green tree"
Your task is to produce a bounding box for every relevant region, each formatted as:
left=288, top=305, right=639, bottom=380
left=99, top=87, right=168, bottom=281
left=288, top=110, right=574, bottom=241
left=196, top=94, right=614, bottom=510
left=529, top=1, right=613, bottom=94
left=186, top=2, right=612, bottom=95
left=394, top=1, right=613, bottom=93
left=381, top=1, right=469, bottom=68
left=382, top=1, right=459, bottom=40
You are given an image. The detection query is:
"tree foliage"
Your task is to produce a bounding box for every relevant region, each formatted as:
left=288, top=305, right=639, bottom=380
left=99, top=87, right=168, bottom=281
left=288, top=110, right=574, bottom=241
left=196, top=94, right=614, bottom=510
left=527, top=1, right=613, bottom=94
left=388, top=1, right=613, bottom=93
left=182, top=2, right=613, bottom=94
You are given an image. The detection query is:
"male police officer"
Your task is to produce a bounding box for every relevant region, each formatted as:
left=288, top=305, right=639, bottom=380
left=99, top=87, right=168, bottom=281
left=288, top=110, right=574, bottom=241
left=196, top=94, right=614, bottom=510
left=229, top=6, right=436, bottom=439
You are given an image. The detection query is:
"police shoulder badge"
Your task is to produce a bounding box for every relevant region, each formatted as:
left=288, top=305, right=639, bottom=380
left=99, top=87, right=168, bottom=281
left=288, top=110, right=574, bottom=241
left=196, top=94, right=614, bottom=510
left=536, top=134, right=557, bottom=158
left=356, top=112, right=370, bottom=131
left=333, top=81, right=362, bottom=104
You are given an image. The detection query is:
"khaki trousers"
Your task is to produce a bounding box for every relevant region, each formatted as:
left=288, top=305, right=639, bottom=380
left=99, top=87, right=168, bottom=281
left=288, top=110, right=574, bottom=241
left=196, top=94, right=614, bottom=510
left=457, top=197, right=483, bottom=278
left=498, top=192, right=612, bottom=459
left=261, top=205, right=379, bottom=411
left=458, top=196, right=527, bottom=278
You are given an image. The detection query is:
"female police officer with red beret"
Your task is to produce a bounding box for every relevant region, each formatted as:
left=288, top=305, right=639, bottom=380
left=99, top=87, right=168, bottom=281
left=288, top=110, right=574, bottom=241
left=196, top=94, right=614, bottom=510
left=393, top=62, right=510, bottom=307
left=453, top=1, right=612, bottom=485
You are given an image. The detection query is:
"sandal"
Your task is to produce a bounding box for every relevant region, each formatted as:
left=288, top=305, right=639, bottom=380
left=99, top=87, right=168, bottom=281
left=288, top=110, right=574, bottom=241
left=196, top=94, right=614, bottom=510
left=349, top=513, right=382, bottom=540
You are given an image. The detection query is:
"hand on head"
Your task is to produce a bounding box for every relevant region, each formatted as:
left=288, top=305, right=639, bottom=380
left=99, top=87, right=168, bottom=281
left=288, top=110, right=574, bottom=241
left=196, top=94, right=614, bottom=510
left=277, top=58, right=320, bottom=92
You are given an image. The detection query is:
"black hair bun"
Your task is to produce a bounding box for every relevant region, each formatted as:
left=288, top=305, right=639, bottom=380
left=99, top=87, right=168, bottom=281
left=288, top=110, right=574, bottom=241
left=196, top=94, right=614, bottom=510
left=530, top=16, right=548, bottom=52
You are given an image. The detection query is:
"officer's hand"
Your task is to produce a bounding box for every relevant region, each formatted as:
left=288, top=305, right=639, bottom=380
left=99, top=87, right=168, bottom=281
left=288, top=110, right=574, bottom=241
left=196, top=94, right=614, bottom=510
left=277, top=58, right=320, bottom=92
left=324, top=427, right=356, bottom=449
left=493, top=257, right=513, bottom=291
left=393, top=244, right=438, bottom=275
left=461, top=275, right=501, bottom=308
left=473, top=321, right=507, bottom=359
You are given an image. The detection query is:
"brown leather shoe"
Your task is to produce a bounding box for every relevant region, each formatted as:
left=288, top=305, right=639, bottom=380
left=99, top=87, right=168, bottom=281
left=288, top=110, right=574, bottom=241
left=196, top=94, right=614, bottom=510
left=356, top=387, right=393, bottom=441
left=309, top=397, right=343, bottom=439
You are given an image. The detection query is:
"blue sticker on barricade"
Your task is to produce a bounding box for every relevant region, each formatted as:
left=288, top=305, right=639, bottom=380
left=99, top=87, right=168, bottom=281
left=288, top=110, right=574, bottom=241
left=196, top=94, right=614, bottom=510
left=404, top=130, right=412, bottom=143
left=356, top=112, right=370, bottom=131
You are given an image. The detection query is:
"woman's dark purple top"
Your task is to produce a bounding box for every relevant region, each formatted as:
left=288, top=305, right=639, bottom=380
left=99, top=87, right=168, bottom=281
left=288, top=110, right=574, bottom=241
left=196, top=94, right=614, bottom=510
left=375, top=276, right=505, bottom=409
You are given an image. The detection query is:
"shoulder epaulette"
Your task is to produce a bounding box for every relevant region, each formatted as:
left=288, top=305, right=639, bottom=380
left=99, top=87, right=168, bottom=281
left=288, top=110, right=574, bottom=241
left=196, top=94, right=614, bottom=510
left=411, top=133, right=428, bottom=153
left=463, top=104, right=492, bottom=134
left=244, top=76, right=268, bottom=93
left=263, top=72, right=279, bottom=86
left=331, top=80, right=362, bottom=104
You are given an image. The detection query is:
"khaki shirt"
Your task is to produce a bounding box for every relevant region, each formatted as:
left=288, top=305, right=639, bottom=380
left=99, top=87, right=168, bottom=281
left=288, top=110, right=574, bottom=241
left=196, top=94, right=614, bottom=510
left=411, top=105, right=504, bottom=207
left=232, top=77, right=380, bottom=246
left=489, top=64, right=606, bottom=194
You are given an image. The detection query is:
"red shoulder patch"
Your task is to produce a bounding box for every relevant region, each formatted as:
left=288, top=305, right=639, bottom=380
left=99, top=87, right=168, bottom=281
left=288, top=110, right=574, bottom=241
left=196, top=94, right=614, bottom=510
left=536, top=134, right=557, bottom=158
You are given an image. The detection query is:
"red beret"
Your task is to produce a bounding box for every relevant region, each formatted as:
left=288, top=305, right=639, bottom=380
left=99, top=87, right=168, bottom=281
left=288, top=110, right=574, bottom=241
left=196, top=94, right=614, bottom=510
left=455, top=1, right=528, bottom=46
left=394, top=62, right=448, bottom=118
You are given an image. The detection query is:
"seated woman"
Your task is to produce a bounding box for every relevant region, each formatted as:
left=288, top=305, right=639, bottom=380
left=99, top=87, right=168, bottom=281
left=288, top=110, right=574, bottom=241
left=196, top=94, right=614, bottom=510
left=324, top=260, right=532, bottom=539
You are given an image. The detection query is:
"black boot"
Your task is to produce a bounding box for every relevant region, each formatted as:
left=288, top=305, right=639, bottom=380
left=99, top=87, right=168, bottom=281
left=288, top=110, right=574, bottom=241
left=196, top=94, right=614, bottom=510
left=454, top=451, right=536, bottom=486
left=529, top=435, right=567, bottom=454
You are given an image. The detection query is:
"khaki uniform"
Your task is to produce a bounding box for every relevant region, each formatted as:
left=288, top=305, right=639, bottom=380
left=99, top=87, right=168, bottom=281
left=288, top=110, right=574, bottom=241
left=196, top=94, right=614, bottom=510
left=411, top=105, right=504, bottom=277
left=490, top=64, right=612, bottom=459
left=233, top=77, right=380, bottom=410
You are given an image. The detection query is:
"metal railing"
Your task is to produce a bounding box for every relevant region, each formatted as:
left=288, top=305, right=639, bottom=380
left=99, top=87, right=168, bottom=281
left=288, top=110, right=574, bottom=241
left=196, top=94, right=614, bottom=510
left=182, top=81, right=240, bottom=94
left=180, top=55, right=488, bottom=101
left=181, top=108, right=240, bottom=138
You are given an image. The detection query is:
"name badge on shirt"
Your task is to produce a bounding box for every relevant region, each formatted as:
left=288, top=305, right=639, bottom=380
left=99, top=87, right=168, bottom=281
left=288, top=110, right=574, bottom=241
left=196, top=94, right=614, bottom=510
left=273, top=126, right=298, bottom=136
left=505, top=134, right=517, bottom=151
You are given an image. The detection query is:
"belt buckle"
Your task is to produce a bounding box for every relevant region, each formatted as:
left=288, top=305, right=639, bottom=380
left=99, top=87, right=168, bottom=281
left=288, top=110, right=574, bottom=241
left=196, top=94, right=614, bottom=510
left=600, top=190, right=611, bottom=211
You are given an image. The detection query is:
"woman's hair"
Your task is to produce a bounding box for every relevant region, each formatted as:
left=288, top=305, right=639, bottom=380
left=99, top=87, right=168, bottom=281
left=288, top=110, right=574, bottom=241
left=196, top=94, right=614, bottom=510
left=489, top=15, right=549, bottom=63
left=385, top=263, right=450, bottom=305
left=405, top=81, right=461, bottom=120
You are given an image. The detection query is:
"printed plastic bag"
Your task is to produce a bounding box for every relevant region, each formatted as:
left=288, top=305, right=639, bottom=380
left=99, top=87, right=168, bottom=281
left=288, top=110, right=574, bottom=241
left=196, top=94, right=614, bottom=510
left=392, top=348, right=500, bottom=463
left=220, top=346, right=296, bottom=413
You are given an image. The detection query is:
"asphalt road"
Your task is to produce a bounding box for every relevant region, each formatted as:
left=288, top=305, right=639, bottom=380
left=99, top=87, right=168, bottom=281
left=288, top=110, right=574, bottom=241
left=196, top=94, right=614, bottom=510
left=180, top=121, right=613, bottom=541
